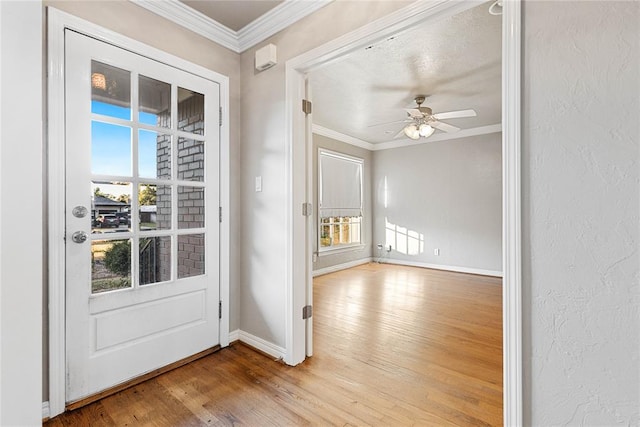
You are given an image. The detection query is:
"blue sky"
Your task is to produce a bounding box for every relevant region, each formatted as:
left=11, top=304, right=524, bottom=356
left=91, top=100, right=162, bottom=197
left=91, top=101, right=162, bottom=177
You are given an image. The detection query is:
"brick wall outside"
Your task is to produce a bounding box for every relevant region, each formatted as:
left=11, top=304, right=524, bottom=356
left=154, top=92, right=206, bottom=281
left=177, top=234, right=205, bottom=278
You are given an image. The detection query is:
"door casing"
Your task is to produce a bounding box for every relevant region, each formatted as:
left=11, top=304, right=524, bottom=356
left=47, top=7, right=231, bottom=418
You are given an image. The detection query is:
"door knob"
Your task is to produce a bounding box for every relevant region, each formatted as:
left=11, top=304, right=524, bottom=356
left=71, top=231, right=88, bottom=244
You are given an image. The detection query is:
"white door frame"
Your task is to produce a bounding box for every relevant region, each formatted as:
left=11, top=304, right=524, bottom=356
left=284, top=0, right=522, bottom=424
left=47, top=7, right=231, bottom=418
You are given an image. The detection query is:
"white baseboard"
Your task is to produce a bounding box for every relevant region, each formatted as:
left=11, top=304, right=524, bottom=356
left=42, top=401, right=50, bottom=420
left=237, top=330, right=286, bottom=360
left=312, top=257, right=373, bottom=277
left=382, top=258, right=503, bottom=278
left=228, top=329, right=240, bottom=343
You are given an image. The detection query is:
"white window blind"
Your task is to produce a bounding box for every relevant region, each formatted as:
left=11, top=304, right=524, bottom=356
left=319, top=150, right=363, bottom=218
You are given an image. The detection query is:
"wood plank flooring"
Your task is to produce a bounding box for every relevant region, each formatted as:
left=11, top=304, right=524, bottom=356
left=45, top=263, right=502, bottom=426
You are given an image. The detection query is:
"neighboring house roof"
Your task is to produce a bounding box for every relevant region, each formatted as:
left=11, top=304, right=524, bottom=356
left=93, top=195, right=129, bottom=207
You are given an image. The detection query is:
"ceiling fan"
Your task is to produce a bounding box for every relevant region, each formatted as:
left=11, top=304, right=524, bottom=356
left=372, top=96, right=477, bottom=140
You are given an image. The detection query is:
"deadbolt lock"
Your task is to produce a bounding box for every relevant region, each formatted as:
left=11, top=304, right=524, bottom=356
left=72, top=206, right=88, bottom=218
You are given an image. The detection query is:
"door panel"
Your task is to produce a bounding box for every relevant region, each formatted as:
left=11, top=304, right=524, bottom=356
left=65, top=30, right=220, bottom=402
left=94, top=290, right=205, bottom=351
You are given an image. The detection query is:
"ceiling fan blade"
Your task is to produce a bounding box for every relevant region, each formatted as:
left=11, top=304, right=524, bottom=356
left=367, top=118, right=410, bottom=128
left=432, top=109, right=477, bottom=120
left=431, top=120, right=460, bottom=133
left=404, top=108, right=423, bottom=118
left=393, top=128, right=406, bottom=139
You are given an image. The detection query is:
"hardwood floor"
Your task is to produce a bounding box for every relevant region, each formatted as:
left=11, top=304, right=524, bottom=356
left=45, top=263, right=502, bottom=426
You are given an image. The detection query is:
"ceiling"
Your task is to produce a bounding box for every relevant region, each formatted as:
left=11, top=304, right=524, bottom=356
left=310, top=1, right=502, bottom=144
left=180, top=1, right=283, bottom=31
left=166, top=1, right=500, bottom=145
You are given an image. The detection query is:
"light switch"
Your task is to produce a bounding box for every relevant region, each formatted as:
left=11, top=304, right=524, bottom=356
left=255, top=176, right=262, bottom=192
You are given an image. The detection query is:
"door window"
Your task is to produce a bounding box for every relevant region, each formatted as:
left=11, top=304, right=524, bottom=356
left=89, top=62, right=209, bottom=294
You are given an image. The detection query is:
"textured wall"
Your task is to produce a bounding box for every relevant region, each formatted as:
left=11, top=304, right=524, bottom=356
left=312, top=134, right=373, bottom=272
left=522, top=1, right=640, bottom=424
left=373, top=133, right=502, bottom=274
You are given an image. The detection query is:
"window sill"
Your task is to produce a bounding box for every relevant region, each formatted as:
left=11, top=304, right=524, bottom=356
left=318, top=244, right=366, bottom=257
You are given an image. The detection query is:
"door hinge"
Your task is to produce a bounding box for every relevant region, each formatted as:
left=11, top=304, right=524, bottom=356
left=302, top=305, right=313, bottom=320
left=219, top=107, right=223, bottom=127
left=219, top=206, right=222, bottom=223
left=219, top=301, right=222, bottom=319
left=302, top=99, right=312, bottom=115
left=302, top=202, right=312, bottom=217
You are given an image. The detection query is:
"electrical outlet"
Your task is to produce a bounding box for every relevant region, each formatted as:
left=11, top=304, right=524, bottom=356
left=434, top=248, right=440, bottom=256
left=255, top=176, right=262, bottom=192
left=312, top=253, right=317, bottom=262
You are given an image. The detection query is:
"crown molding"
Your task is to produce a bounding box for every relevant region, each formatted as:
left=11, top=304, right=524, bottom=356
left=130, top=0, right=333, bottom=53
left=312, top=124, right=375, bottom=151
left=131, top=0, right=239, bottom=52
left=238, top=0, right=333, bottom=52
left=287, top=0, right=480, bottom=70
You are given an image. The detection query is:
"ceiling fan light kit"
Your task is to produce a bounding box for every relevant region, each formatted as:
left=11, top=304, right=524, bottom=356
left=419, top=123, right=435, bottom=137
left=403, top=123, right=420, bottom=140
left=397, top=95, right=476, bottom=141
left=403, top=122, right=434, bottom=140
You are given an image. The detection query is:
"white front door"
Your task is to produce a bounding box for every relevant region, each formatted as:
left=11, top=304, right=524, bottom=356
left=65, top=30, right=220, bottom=403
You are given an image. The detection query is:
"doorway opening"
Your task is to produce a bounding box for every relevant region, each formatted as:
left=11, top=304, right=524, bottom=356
left=285, top=0, right=521, bottom=423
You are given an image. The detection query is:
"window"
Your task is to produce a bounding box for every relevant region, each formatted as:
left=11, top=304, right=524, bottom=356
left=320, top=216, right=362, bottom=249
left=318, top=149, right=363, bottom=252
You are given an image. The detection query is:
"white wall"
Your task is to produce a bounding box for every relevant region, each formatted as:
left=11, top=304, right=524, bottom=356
left=312, top=134, right=373, bottom=272
left=522, top=1, right=639, bottom=424
left=0, top=1, right=43, bottom=425
left=373, top=133, right=502, bottom=274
